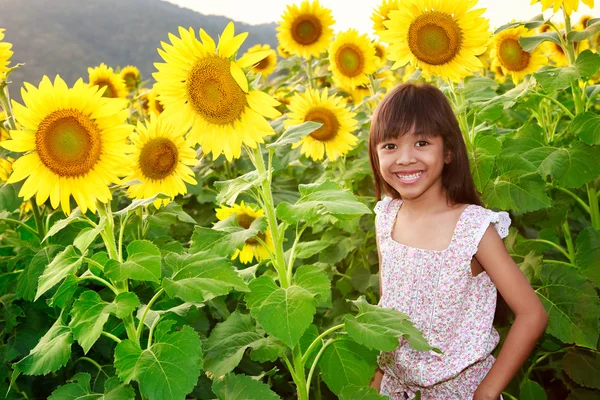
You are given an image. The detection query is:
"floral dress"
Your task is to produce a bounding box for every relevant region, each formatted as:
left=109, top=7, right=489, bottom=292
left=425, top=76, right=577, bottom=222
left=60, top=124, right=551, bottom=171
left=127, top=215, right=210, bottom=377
left=374, top=197, right=511, bottom=400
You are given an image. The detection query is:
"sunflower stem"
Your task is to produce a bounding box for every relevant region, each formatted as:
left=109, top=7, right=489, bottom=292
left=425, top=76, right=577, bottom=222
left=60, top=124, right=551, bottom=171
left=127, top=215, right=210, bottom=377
left=136, top=288, right=165, bottom=341
left=30, top=202, right=46, bottom=240
left=250, top=144, right=289, bottom=288
left=0, top=217, right=40, bottom=237
left=0, top=83, right=17, bottom=131
left=562, top=10, right=584, bottom=115
left=306, top=58, right=316, bottom=90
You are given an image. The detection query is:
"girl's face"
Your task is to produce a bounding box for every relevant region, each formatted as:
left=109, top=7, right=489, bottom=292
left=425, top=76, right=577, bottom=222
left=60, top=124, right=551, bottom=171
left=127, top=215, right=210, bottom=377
left=376, top=131, right=452, bottom=200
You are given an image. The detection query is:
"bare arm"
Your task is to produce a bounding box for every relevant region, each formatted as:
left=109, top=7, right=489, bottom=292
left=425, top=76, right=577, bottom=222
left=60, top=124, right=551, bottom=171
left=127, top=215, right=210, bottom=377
left=369, top=226, right=385, bottom=392
left=473, top=225, right=549, bottom=400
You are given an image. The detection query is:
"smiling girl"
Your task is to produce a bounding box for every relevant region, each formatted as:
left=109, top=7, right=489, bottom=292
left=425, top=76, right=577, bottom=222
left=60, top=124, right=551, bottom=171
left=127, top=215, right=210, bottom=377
left=367, top=83, right=548, bottom=400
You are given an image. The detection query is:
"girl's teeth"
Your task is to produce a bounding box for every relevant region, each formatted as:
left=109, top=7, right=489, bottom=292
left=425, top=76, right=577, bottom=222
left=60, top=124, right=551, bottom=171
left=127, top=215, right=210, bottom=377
left=397, top=172, right=422, bottom=180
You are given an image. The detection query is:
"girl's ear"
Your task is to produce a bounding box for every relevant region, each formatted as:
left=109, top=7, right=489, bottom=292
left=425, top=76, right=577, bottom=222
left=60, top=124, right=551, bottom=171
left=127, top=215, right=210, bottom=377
left=444, top=149, right=452, bottom=164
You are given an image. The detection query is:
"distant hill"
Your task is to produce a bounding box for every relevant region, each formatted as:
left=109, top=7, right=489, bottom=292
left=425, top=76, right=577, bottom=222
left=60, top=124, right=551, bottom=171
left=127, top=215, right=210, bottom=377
left=0, top=0, right=278, bottom=101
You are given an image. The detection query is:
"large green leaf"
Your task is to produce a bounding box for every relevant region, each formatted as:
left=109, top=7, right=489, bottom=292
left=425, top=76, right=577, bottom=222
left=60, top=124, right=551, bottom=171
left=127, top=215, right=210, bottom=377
left=48, top=373, right=135, bottom=400
left=113, top=193, right=170, bottom=217
left=536, top=142, right=600, bottom=189
left=73, top=217, right=106, bottom=253
left=562, top=349, right=600, bottom=389
left=118, top=240, right=161, bottom=282
left=339, top=385, right=389, bottom=400
left=533, top=66, right=580, bottom=93
left=519, top=32, right=561, bottom=52
left=567, top=389, right=600, bottom=399
left=12, top=317, right=72, bottom=376
left=292, top=240, right=332, bottom=260
left=520, top=379, right=547, bottom=400
left=162, top=251, right=248, bottom=303
left=276, top=181, right=371, bottom=224
left=483, top=172, right=551, bottom=213
left=35, top=245, right=84, bottom=300
left=214, top=170, right=268, bottom=206
left=114, top=320, right=202, bottom=400
left=69, top=291, right=112, bottom=354
left=536, top=263, right=600, bottom=349
left=574, top=50, right=600, bottom=81
left=575, top=227, right=600, bottom=289
left=293, top=265, right=331, bottom=305
left=318, top=337, right=378, bottom=396
left=42, top=209, right=85, bottom=243
left=0, top=182, right=22, bottom=212
left=266, top=121, right=322, bottom=149
left=567, top=20, right=600, bottom=41
left=105, top=292, right=140, bottom=319
left=16, top=245, right=61, bottom=301
left=48, top=274, right=79, bottom=308
left=571, top=112, right=600, bottom=146
left=344, top=297, right=435, bottom=352
left=249, top=336, right=287, bottom=363
left=189, top=216, right=267, bottom=258
left=203, top=311, right=263, bottom=377
left=246, top=276, right=316, bottom=348
left=470, top=135, right=501, bottom=192
left=211, top=373, right=280, bottom=400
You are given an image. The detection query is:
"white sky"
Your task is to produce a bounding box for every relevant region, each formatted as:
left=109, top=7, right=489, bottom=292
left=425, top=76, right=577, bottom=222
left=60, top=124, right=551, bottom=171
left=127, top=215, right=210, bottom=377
left=162, top=0, right=598, bottom=34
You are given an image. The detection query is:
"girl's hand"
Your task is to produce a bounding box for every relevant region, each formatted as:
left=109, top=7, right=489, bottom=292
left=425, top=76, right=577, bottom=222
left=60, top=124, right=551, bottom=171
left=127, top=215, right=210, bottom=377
left=473, top=385, right=499, bottom=400
left=370, top=367, right=384, bottom=393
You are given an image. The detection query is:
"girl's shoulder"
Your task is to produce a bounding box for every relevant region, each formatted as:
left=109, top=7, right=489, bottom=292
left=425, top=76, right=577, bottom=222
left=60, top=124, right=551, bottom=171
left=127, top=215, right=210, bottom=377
left=373, top=196, right=401, bottom=216
left=462, top=203, right=512, bottom=243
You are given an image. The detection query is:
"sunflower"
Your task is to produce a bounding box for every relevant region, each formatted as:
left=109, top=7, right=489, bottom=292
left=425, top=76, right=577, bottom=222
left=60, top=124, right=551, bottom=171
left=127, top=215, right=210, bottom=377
left=542, top=26, right=589, bottom=66
left=245, top=44, right=277, bottom=77
left=371, top=0, right=400, bottom=34
left=124, top=114, right=197, bottom=209
left=285, top=88, right=358, bottom=161
left=530, top=0, right=594, bottom=15
left=277, top=44, right=292, bottom=59
left=329, top=29, right=378, bottom=89
left=153, top=23, right=281, bottom=162
left=491, top=26, right=547, bottom=82
left=373, top=41, right=389, bottom=68
left=0, top=29, right=12, bottom=78
left=339, top=69, right=396, bottom=104
left=88, top=63, right=128, bottom=99
left=120, top=65, right=141, bottom=91
left=378, top=0, right=490, bottom=82
left=147, top=89, right=165, bottom=116
left=0, top=156, right=12, bottom=181
left=215, top=201, right=274, bottom=264
left=0, top=75, right=134, bottom=215
left=476, top=43, right=492, bottom=71
left=490, top=58, right=507, bottom=83
left=277, top=0, right=335, bottom=59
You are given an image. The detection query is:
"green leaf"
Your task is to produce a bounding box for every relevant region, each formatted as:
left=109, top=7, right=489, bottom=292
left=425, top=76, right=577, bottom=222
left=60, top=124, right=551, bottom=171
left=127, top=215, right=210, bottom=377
left=48, top=275, right=79, bottom=308
left=299, top=324, right=321, bottom=367
left=189, top=228, right=229, bottom=255
left=574, top=50, right=600, bottom=81
left=113, top=193, right=170, bottom=217
left=214, top=170, right=268, bottom=206
left=293, top=265, right=331, bottom=305
left=249, top=336, right=287, bottom=363
left=293, top=240, right=332, bottom=260
left=493, top=21, right=522, bottom=34
left=105, top=292, right=140, bottom=319
left=470, top=135, right=501, bottom=192
left=149, top=201, right=196, bottom=225
left=136, top=303, right=198, bottom=330
left=562, top=349, right=600, bottom=389
left=42, top=209, right=85, bottom=243
left=211, top=373, right=280, bottom=400
left=48, top=373, right=135, bottom=400
left=120, top=240, right=161, bottom=282
left=276, top=181, right=371, bottom=225
left=344, top=297, right=435, bottom=352
left=458, top=76, right=499, bottom=101
left=13, top=317, right=72, bottom=376
left=162, top=252, right=248, bottom=303
left=571, top=112, right=600, bottom=146
left=73, top=217, right=106, bottom=253
left=35, top=245, right=84, bottom=300
left=266, top=121, right=322, bottom=149
left=536, top=263, right=600, bottom=348
left=483, top=172, right=551, bottom=213
left=203, top=311, right=263, bottom=377
left=520, top=379, right=547, bottom=400
left=16, top=245, right=62, bottom=301
left=69, top=291, right=111, bottom=354
left=246, top=276, right=316, bottom=348
left=339, top=385, right=389, bottom=400
left=318, top=337, right=378, bottom=396
left=567, top=389, right=600, bottom=400
left=190, top=216, right=267, bottom=258
left=533, top=66, right=580, bottom=93
left=114, top=321, right=202, bottom=400
left=567, top=20, right=600, bottom=41
left=537, top=142, right=600, bottom=188
left=519, top=32, right=562, bottom=52
left=0, top=182, right=23, bottom=212
left=575, top=227, right=600, bottom=289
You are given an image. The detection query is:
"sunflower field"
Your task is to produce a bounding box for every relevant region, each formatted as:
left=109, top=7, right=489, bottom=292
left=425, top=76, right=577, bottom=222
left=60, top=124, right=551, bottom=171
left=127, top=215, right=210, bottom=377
left=0, top=0, right=599, bottom=398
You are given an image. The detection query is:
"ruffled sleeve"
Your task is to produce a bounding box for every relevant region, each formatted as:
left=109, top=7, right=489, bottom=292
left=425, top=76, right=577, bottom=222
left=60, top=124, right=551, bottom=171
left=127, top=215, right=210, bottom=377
left=467, top=208, right=511, bottom=256
left=374, top=196, right=393, bottom=216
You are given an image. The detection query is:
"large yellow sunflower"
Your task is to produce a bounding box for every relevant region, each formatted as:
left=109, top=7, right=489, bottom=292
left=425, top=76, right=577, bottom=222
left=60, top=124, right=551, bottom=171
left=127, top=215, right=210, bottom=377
left=0, top=75, right=134, bottom=215
left=120, top=65, right=141, bottom=91
left=491, top=26, right=547, bottom=83
left=285, top=88, right=358, bottom=161
left=371, top=0, right=400, bottom=34
left=378, top=0, right=490, bottom=82
left=277, top=0, right=335, bottom=59
left=153, top=23, right=281, bottom=162
left=245, top=44, right=277, bottom=78
left=530, top=0, right=594, bottom=15
left=0, top=29, right=13, bottom=77
left=328, top=29, right=378, bottom=90
left=124, top=114, right=197, bottom=209
left=215, top=201, right=274, bottom=264
left=88, top=63, right=128, bottom=99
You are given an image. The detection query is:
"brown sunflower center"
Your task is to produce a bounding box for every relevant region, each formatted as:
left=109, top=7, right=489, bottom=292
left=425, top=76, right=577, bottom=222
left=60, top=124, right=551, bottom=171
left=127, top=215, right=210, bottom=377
left=408, top=11, right=462, bottom=66
left=92, top=78, right=116, bottom=98
left=336, top=45, right=364, bottom=77
left=36, top=109, right=102, bottom=177
left=375, top=44, right=384, bottom=59
left=237, top=213, right=266, bottom=245
left=498, top=38, right=530, bottom=71
left=138, top=137, right=178, bottom=180
left=153, top=98, right=164, bottom=114
left=255, top=55, right=271, bottom=71
left=187, top=56, right=247, bottom=125
left=123, top=72, right=137, bottom=88
left=305, top=107, right=340, bottom=142
left=292, top=15, right=322, bottom=45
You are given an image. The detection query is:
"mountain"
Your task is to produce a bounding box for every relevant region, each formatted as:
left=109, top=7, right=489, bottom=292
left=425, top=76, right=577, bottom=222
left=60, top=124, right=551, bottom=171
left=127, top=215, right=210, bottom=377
left=0, top=0, right=278, bottom=101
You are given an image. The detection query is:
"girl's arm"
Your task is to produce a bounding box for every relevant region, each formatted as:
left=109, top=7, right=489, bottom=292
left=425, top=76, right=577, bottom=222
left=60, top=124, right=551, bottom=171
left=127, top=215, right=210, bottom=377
left=473, top=224, right=549, bottom=400
left=369, top=229, right=385, bottom=392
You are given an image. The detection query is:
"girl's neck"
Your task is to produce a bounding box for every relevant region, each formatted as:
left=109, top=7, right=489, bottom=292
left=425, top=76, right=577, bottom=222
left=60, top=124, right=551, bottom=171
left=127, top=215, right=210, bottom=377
left=398, top=188, right=455, bottom=218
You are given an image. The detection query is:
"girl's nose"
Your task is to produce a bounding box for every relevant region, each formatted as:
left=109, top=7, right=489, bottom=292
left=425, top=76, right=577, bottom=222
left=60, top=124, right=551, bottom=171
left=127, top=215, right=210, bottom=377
left=395, top=147, right=416, bottom=165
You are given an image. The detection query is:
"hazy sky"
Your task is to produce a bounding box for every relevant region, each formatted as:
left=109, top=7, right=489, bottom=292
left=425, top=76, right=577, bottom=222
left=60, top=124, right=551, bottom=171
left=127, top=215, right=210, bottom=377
left=163, top=0, right=597, bottom=34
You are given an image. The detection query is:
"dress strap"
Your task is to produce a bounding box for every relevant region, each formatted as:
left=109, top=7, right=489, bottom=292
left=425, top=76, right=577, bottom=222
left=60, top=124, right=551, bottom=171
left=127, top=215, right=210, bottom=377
left=460, top=206, right=512, bottom=258
left=374, top=196, right=402, bottom=239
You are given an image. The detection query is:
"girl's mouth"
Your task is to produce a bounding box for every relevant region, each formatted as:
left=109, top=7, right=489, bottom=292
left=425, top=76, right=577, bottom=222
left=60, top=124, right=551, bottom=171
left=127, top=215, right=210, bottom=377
left=395, top=171, right=422, bottom=184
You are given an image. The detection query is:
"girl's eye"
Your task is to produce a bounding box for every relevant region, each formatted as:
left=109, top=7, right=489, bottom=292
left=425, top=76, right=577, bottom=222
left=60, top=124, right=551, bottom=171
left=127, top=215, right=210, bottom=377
left=382, top=143, right=396, bottom=150
left=415, top=141, right=429, bottom=147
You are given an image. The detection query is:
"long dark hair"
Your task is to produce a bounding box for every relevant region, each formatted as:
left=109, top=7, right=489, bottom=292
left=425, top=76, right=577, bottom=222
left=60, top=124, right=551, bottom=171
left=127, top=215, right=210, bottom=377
left=368, top=82, right=482, bottom=207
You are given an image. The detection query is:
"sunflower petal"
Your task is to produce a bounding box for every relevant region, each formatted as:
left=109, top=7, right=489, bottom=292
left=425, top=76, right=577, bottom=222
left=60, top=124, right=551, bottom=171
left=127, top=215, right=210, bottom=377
left=237, top=50, right=271, bottom=68
left=230, top=62, right=249, bottom=93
